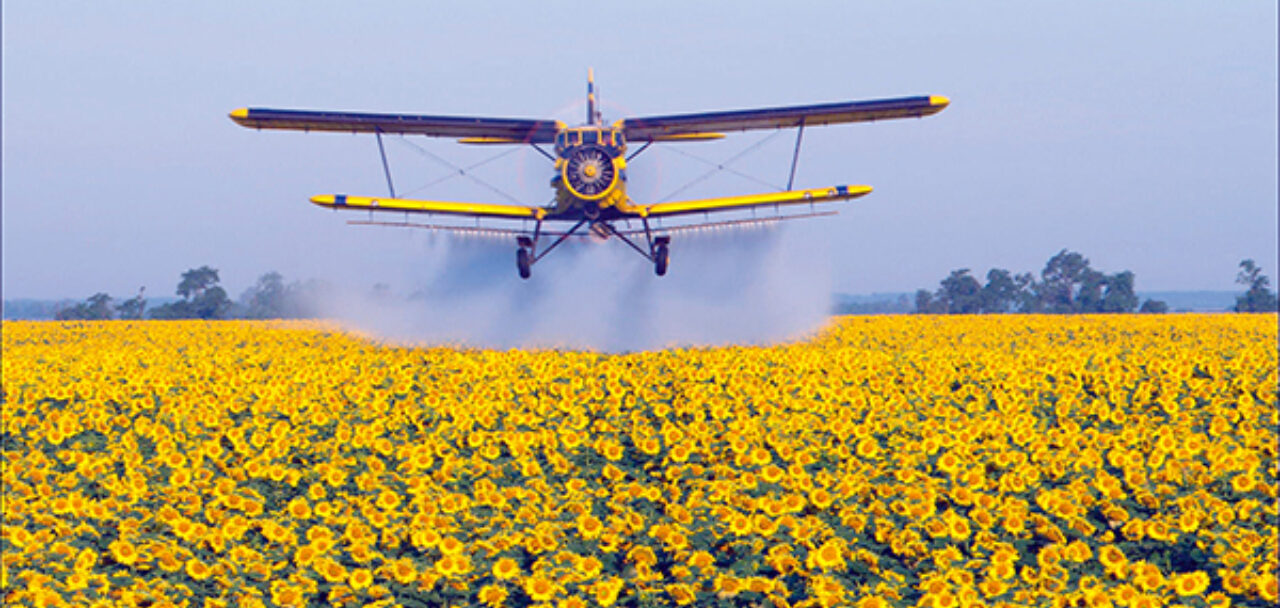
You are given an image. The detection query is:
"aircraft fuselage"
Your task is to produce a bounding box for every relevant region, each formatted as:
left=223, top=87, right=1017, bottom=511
left=551, top=127, right=638, bottom=220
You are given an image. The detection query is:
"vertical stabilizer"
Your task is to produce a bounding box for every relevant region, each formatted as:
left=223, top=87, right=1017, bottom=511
left=587, top=68, right=600, bottom=126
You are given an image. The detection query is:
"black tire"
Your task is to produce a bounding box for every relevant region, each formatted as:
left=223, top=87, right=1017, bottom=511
left=517, top=248, right=531, bottom=279
left=654, top=244, right=669, bottom=277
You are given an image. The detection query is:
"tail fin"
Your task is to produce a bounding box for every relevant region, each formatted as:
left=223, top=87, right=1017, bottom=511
left=587, top=68, right=600, bottom=126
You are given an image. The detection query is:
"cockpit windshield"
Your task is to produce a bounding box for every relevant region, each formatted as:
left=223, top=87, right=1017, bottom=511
left=556, top=129, right=625, bottom=154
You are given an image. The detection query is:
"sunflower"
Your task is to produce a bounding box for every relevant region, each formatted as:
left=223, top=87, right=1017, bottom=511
left=761, top=464, right=785, bottom=483
left=1172, top=571, right=1210, bottom=597
left=807, top=539, right=846, bottom=571
left=375, top=490, right=400, bottom=511
left=715, top=575, right=742, bottom=596
left=287, top=497, right=312, bottom=519
left=478, top=585, right=508, bottom=608
left=109, top=539, right=138, bottom=566
left=752, top=513, right=779, bottom=537
left=271, top=584, right=304, bottom=607
left=1178, top=510, right=1201, bottom=533
left=666, top=583, right=697, bottom=606
left=492, top=557, right=520, bottom=580
left=576, top=514, right=603, bottom=540
left=525, top=576, right=558, bottom=602
left=294, top=545, right=318, bottom=567
left=349, top=568, right=373, bottom=591
left=1257, top=573, right=1278, bottom=602
left=439, top=536, right=464, bottom=555
left=388, top=558, right=417, bottom=584
left=627, top=545, right=657, bottom=567
left=592, top=578, right=625, bottom=607
left=318, top=558, right=348, bottom=583
left=73, top=548, right=98, bottom=572
left=185, top=558, right=212, bottom=581
left=1231, top=473, right=1257, bottom=494
left=580, top=556, right=603, bottom=579
left=810, top=489, right=835, bottom=510
left=979, top=579, right=1008, bottom=598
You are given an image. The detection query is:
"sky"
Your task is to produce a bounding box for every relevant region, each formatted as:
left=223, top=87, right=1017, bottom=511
left=3, top=1, right=1276, bottom=301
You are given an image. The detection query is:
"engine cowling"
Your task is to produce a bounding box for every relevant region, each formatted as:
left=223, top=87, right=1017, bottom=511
left=562, top=145, right=618, bottom=201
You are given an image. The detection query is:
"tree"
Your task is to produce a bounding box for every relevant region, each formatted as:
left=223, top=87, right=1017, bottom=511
left=1013, top=272, right=1040, bottom=313
left=55, top=293, right=115, bottom=320
left=1139, top=299, right=1168, bottom=314
left=915, top=289, right=946, bottom=314
left=192, top=286, right=232, bottom=319
left=914, top=251, right=1147, bottom=315
left=177, top=266, right=221, bottom=300
left=1234, top=259, right=1279, bottom=312
left=980, top=269, right=1020, bottom=313
left=117, top=287, right=147, bottom=320
left=1037, top=250, right=1091, bottom=313
left=241, top=272, right=288, bottom=319
left=148, top=300, right=193, bottom=319
left=151, top=266, right=232, bottom=319
left=1099, top=271, right=1139, bottom=313
left=938, top=269, right=983, bottom=314
left=1075, top=268, right=1106, bottom=313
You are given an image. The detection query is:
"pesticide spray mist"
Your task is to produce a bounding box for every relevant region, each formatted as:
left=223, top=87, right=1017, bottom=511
left=318, top=225, right=833, bottom=352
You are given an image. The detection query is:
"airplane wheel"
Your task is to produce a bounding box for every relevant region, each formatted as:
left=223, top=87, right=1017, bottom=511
left=654, top=243, right=669, bottom=276
left=517, top=248, right=531, bottom=279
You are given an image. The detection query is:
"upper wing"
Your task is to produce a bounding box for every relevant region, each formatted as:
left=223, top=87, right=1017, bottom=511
left=638, top=184, right=872, bottom=219
left=230, top=108, right=562, bottom=143
left=310, top=194, right=547, bottom=220
left=620, top=95, right=948, bottom=141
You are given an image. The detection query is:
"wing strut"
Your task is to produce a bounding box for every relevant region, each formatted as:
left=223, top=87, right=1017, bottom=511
left=517, top=218, right=587, bottom=264
left=374, top=128, right=397, bottom=198
left=786, top=120, right=805, bottom=191
left=626, top=140, right=654, bottom=162
left=530, top=143, right=555, bottom=162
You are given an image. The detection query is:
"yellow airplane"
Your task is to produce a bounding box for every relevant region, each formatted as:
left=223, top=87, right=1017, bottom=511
left=230, top=71, right=947, bottom=278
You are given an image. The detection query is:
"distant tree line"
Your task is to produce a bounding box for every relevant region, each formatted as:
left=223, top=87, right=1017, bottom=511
left=46, top=255, right=1280, bottom=320
left=54, top=266, right=333, bottom=321
left=913, top=251, right=1277, bottom=315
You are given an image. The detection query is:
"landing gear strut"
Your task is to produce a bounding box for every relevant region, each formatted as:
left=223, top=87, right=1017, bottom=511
left=588, top=219, right=672, bottom=277
left=513, top=218, right=587, bottom=279
left=513, top=217, right=672, bottom=278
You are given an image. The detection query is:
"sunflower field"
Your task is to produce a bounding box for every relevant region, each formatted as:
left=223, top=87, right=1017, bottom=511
left=1, top=314, right=1276, bottom=607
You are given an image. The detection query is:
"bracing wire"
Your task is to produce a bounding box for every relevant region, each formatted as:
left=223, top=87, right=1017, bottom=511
left=390, top=137, right=523, bottom=204
left=662, top=145, right=783, bottom=192
left=654, top=130, right=785, bottom=203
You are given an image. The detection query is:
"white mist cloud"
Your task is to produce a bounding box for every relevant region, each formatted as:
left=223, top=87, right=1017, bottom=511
left=315, top=223, right=832, bottom=352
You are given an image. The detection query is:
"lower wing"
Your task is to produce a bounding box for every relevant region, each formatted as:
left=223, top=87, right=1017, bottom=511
left=309, top=194, right=547, bottom=220
left=637, top=184, right=872, bottom=219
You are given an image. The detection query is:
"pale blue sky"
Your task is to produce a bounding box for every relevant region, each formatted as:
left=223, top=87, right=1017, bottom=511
left=4, top=1, right=1276, bottom=299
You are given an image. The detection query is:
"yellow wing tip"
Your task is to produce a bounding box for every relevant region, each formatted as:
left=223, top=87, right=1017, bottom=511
left=310, top=195, right=335, bottom=206
left=929, top=95, right=950, bottom=108
left=229, top=107, right=249, bottom=120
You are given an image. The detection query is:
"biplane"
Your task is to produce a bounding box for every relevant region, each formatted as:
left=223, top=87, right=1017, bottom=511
left=230, top=71, right=947, bottom=278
